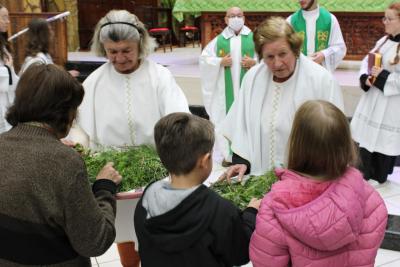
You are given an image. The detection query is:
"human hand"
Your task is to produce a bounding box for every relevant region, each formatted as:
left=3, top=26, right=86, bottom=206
left=309, top=52, right=325, bottom=65
left=220, top=54, right=232, bottom=67
left=248, top=198, right=262, bottom=210
left=96, top=162, right=122, bottom=185
left=4, top=56, right=13, bottom=67
left=370, top=66, right=383, bottom=77
left=61, top=138, right=76, bottom=147
left=241, top=55, right=256, bottom=69
left=68, top=69, right=80, bottom=78
left=218, top=164, right=248, bottom=183
left=366, top=77, right=373, bottom=87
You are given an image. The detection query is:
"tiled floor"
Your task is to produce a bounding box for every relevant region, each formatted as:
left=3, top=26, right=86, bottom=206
left=78, top=47, right=400, bottom=266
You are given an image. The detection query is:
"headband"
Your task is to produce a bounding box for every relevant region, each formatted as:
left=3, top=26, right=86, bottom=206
left=100, top=21, right=142, bottom=34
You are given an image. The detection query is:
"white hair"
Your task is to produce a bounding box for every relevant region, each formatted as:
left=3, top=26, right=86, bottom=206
left=91, top=10, right=157, bottom=59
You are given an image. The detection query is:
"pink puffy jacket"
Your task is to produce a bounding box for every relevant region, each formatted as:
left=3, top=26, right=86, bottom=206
left=250, top=167, right=387, bottom=267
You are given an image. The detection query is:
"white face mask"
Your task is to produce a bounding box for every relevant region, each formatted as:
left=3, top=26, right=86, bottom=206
left=228, top=17, right=244, bottom=32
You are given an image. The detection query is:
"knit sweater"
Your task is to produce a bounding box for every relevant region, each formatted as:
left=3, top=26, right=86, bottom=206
left=0, top=124, right=117, bottom=266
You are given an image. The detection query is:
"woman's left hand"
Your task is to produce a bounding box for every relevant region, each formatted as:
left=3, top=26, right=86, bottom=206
left=370, top=66, right=383, bottom=77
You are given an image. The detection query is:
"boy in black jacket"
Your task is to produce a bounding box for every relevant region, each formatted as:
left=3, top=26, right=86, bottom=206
left=134, top=112, right=260, bottom=267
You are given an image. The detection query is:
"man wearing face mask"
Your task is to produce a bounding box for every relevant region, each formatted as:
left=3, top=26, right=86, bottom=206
left=199, top=6, right=257, bottom=162
left=287, top=0, right=346, bottom=72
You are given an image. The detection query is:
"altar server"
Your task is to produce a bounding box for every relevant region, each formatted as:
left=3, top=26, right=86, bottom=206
left=0, top=4, right=18, bottom=133
left=351, top=2, right=400, bottom=184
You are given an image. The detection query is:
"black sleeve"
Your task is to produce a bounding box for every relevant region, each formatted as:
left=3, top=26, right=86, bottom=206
left=232, top=153, right=251, bottom=174
left=241, top=207, right=258, bottom=239
left=373, top=69, right=390, bottom=92
left=359, top=74, right=371, bottom=92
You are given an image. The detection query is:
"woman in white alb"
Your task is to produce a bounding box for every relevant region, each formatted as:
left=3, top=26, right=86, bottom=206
left=71, top=10, right=189, bottom=267
left=351, top=2, right=400, bottom=184
left=221, top=17, right=344, bottom=180
left=74, top=10, right=189, bottom=150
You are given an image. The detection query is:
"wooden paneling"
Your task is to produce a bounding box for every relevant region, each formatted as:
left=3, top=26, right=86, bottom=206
left=201, top=12, right=385, bottom=60
left=77, top=0, right=159, bottom=50
left=8, top=12, right=67, bottom=72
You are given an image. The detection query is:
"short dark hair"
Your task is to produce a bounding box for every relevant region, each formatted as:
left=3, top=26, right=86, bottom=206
left=25, top=18, right=50, bottom=57
left=287, top=100, right=358, bottom=179
left=154, top=112, right=215, bottom=175
left=6, top=64, right=84, bottom=136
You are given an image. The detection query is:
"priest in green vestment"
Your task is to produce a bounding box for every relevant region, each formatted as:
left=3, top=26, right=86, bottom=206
left=199, top=6, right=257, bottom=161
left=288, top=0, right=346, bottom=72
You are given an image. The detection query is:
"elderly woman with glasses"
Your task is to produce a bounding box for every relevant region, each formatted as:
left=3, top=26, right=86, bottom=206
left=351, top=2, right=400, bottom=184
left=220, top=16, right=344, bottom=181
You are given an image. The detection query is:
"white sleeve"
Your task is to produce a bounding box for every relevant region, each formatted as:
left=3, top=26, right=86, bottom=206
left=157, top=65, right=189, bottom=114
left=199, top=37, right=222, bottom=115
left=321, top=14, right=346, bottom=72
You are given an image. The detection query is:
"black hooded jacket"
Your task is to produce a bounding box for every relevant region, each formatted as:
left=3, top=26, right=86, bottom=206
left=134, top=184, right=257, bottom=267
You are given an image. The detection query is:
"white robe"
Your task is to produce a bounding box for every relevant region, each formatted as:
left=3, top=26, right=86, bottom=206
left=199, top=26, right=257, bottom=159
left=351, top=36, right=400, bottom=156
left=287, top=6, right=346, bottom=72
left=0, top=57, right=18, bottom=133
left=19, top=52, right=53, bottom=75
left=220, top=54, right=344, bottom=175
left=76, top=59, right=189, bottom=149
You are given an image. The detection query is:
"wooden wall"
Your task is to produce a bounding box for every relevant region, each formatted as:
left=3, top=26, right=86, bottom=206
left=77, top=0, right=159, bottom=50
left=201, top=12, right=385, bottom=60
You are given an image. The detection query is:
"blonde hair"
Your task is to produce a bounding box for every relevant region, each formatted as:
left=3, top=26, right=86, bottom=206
left=91, top=10, right=157, bottom=59
left=287, top=100, right=358, bottom=179
left=253, top=16, right=303, bottom=57
left=388, top=2, right=400, bottom=65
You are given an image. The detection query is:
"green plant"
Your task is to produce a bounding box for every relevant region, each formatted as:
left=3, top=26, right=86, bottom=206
left=78, top=145, right=168, bottom=192
left=211, top=170, right=277, bottom=209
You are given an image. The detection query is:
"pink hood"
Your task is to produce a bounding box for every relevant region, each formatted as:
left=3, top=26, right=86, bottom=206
left=271, top=168, right=365, bottom=251
left=250, top=167, right=387, bottom=267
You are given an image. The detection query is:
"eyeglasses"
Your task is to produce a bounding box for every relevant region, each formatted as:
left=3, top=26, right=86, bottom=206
left=382, top=16, right=399, bottom=23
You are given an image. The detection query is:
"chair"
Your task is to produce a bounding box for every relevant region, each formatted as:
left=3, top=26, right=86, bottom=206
left=149, top=28, right=172, bottom=52
left=135, top=5, right=173, bottom=53
left=180, top=26, right=200, bottom=48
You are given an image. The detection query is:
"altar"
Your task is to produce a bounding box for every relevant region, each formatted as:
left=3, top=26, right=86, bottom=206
left=173, top=0, right=393, bottom=60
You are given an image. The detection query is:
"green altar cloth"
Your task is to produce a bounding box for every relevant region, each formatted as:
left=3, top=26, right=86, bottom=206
left=173, top=0, right=392, bottom=21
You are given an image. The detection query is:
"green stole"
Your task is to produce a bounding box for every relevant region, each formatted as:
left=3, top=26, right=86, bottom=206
left=291, top=7, right=331, bottom=55
left=217, top=32, right=255, bottom=113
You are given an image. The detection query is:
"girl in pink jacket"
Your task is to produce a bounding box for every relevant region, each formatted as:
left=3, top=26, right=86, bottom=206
left=250, top=100, right=388, bottom=267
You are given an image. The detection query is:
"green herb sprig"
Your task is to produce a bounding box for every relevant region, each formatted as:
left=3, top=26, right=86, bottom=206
left=211, top=170, right=277, bottom=209
left=77, top=145, right=168, bottom=192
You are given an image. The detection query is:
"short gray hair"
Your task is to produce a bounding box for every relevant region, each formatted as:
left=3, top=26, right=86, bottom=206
left=91, top=10, right=157, bottom=59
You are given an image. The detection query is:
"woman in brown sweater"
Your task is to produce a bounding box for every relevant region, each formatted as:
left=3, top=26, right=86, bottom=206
left=0, top=64, right=122, bottom=266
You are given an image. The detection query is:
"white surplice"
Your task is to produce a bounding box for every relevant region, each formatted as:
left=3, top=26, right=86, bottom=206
left=351, top=36, right=400, bottom=156
left=19, top=52, right=53, bottom=75
left=0, top=57, right=19, bottom=133
left=199, top=26, right=257, bottom=159
left=77, top=59, right=189, bottom=149
left=220, top=54, right=344, bottom=175
left=287, top=6, right=346, bottom=72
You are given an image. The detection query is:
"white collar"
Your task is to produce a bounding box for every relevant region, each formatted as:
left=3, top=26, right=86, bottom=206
left=221, top=25, right=251, bottom=39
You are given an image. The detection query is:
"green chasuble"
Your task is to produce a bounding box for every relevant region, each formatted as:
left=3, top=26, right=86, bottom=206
left=291, top=7, right=331, bottom=55
left=217, top=33, right=255, bottom=113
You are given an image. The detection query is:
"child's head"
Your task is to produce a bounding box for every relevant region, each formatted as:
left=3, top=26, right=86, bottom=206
left=154, top=112, right=215, bottom=178
left=26, top=18, right=51, bottom=57
left=287, top=100, right=358, bottom=179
